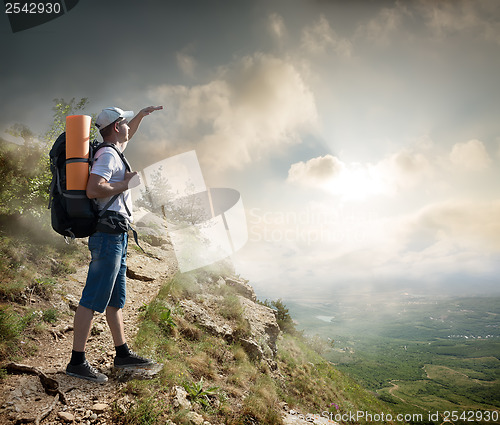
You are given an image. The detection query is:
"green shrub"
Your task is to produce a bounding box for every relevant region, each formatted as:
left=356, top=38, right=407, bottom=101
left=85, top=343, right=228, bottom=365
left=260, top=298, right=299, bottom=335
left=0, top=306, right=24, bottom=342
left=183, top=377, right=219, bottom=409
left=42, top=308, right=59, bottom=323
left=0, top=306, right=36, bottom=361
left=241, top=375, right=283, bottom=424
left=115, top=395, right=167, bottom=425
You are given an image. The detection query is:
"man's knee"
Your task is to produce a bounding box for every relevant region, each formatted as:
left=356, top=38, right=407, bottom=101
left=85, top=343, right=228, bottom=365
left=106, top=306, right=121, bottom=312
left=76, top=304, right=95, bottom=317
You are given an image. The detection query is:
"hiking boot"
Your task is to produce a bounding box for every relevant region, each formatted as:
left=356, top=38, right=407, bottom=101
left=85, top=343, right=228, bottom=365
left=114, top=351, right=156, bottom=369
left=66, top=360, right=108, bottom=383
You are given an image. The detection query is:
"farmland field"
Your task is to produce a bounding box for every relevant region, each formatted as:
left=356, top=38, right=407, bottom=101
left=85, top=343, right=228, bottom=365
left=285, top=294, right=500, bottom=424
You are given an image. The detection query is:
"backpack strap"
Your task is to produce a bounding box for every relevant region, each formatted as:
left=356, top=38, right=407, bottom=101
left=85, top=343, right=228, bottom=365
left=94, top=142, right=133, bottom=212
left=65, top=157, right=90, bottom=164
left=93, top=142, right=144, bottom=252
left=94, top=143, right=132, bottom=172
left=98, top=193, right=121, bottom=218
left=93, top=142, right=132, bottom=218
left=47, top=167, right=58, bottom=209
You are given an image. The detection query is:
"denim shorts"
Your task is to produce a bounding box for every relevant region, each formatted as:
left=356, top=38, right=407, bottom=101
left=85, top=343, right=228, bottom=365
left=79, top=232, right=128, bottom=313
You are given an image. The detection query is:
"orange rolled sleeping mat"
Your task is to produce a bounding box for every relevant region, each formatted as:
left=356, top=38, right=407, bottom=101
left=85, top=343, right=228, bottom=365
left=66, top=115, right=91, bottom=190
left=64, top=115, right=95, bottom=219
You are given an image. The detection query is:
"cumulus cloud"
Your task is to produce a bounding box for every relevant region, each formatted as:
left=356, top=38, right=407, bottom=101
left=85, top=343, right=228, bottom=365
left=449, top=139, right=492, bottom=170
left=288, top=156, right=385, bottom=201
left=419, top=0, right=500, bottom=45
left=376, top=149, right=434, bottom=191
left=287, top=147, right=435, bottom=200
left=286, top=136, right=496, bottom=202
left=351, top=199, right=500, bottom=285
left=287, top=154, right=345, bottom=186
left=176, top=52, right=197, bottom=78
left=401, top=200, right=500, bottom=253
left=268, top=13, right=286, bottom=40
left=147, top=53, right=318, bottom=173
left=355, top=4, right=409, bottom=44
left=301, top=15, right=352, bottom=57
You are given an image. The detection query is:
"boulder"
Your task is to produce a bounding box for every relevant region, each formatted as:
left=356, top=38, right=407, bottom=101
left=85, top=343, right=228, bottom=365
left=179, top=299, right=233, bottom=340
left=111, top=363, right=163, bottom=382
left=186, top=411, right=205, bottom=425
left=171, top=386, right=191, bottom=410
left=238, top=296, right=280, bottom=357
left=134, top=209, right=167, bottom=230
left=126, top=243, right=176, bottom=282
left=91, top=403, right=108, bottom=413
left=224, top=276, right=256, bottom=302
left=57, top=411, right=74, bottom=422
left=239, top=338, right=264, bottom=361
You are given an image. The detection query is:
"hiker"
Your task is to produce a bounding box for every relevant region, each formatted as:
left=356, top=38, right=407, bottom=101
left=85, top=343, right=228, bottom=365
left=66, top=105, right=163, bottom=382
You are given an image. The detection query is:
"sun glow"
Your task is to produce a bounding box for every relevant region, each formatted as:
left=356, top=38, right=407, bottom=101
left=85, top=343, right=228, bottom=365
left=324, top=164, right=386, bottom=201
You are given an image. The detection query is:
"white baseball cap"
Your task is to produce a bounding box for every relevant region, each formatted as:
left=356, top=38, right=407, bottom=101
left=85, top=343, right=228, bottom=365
left=95, top=107, right=134, bottom=129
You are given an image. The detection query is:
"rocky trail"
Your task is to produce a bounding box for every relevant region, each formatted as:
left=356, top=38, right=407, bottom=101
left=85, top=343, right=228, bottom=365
left=0, top=238, right=177, bottom=425
left=0, top=228, right=338, bottom=425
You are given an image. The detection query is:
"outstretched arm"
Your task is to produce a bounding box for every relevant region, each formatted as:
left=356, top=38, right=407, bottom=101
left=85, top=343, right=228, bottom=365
left=128, top=105, right=163, bottom=139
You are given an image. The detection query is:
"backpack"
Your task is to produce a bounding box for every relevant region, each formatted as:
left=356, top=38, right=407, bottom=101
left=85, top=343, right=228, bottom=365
left=48, top=132, right=130, bottom=239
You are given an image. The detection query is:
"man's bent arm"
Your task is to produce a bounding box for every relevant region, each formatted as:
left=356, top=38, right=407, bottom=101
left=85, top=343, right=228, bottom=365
left=86, top=172, right=136, bottom=199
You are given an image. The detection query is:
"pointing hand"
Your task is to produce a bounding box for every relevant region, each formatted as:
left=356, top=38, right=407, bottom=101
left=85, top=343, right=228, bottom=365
left=140, top=106, right=163, bottom=116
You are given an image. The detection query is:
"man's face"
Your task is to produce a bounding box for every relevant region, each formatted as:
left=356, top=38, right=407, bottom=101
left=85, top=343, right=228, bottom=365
left=115, top=119, right=130, bottom=142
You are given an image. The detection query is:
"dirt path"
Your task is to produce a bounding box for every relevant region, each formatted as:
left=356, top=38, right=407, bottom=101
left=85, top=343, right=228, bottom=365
left=0, top=240, right=177, bottom=425
left=423, top=364, right=497, bottom=386
left=387, top=380, right=426, bottom=412
left=387, top=381, right=405, bottom=404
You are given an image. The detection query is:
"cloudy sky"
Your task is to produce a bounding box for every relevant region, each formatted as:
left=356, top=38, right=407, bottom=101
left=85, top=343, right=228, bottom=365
left=2, top=0, right=500, bottom=300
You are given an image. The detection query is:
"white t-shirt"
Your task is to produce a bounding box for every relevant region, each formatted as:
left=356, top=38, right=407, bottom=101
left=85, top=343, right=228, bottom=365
left=90, top=146, right=133, bottom=222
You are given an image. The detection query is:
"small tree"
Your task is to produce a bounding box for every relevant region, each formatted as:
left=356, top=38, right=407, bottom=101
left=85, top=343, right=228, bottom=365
left=137, top=169, right=210, bottom=227
left=0, top=98, right=96, bottom=219
left=261, top=298, right=298, bottom=335
left=43, top=97, right=99, bottom=144
left=136, top=167, right=173, bottom=215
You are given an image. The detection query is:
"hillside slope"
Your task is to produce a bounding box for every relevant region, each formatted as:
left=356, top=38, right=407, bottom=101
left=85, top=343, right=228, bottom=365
left=0, top=219, right=396, bottom=425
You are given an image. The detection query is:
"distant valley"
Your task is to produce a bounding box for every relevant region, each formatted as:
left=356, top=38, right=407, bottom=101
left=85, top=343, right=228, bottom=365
left=285, top=293, right=500, bottom=421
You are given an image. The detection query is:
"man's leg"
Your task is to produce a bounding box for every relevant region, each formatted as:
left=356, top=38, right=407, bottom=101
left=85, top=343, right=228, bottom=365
left=105, top=234, right=156, bottom=369
left=66, top=304, right=108, bottom=382
left=72, top=304, right=94, bottom=352
left=106, top=306, right=126, bottom=347
left=107, top=305, right=156, bottom=369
